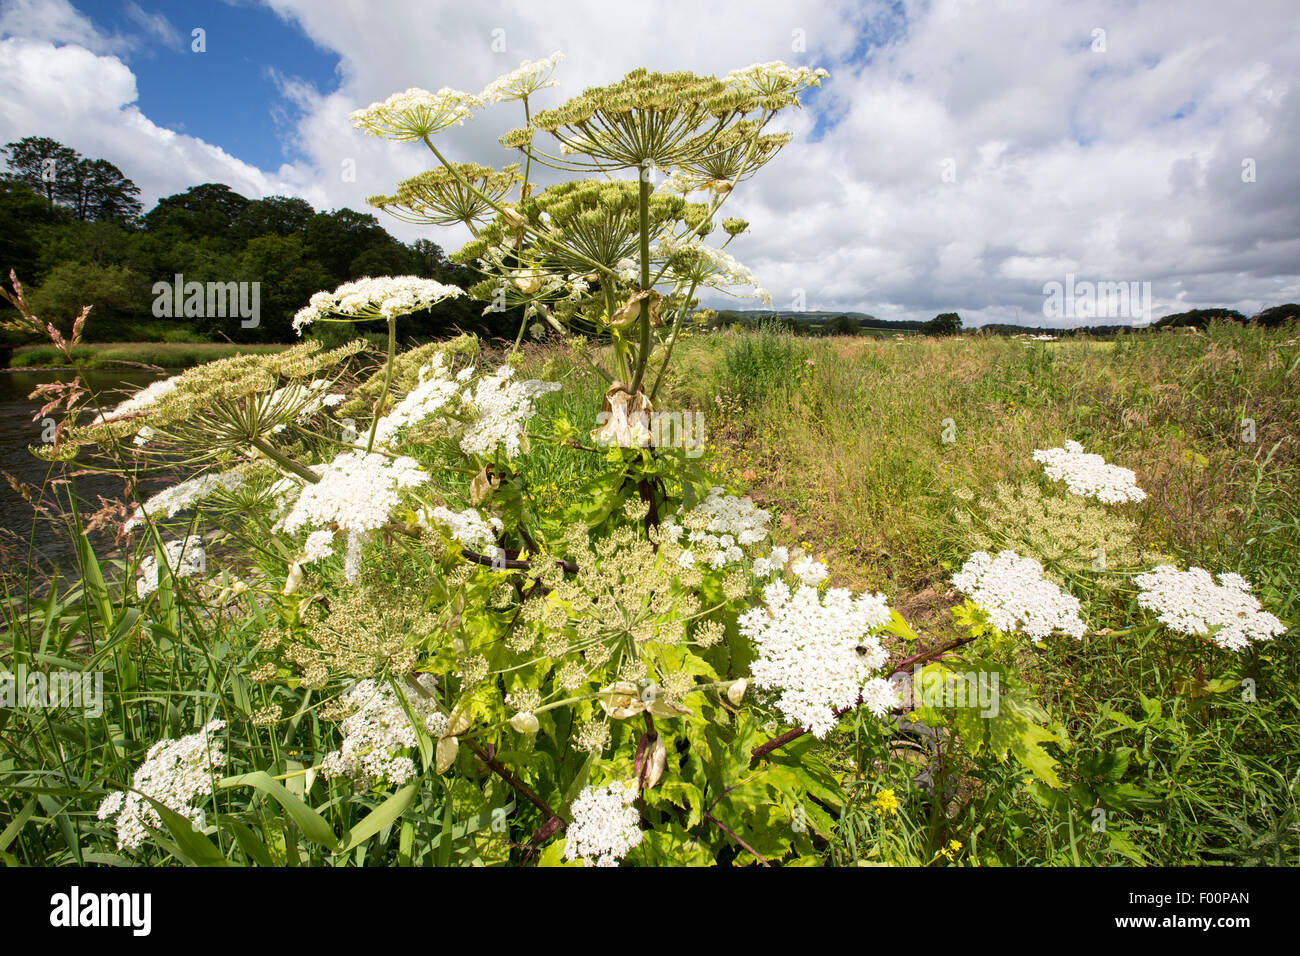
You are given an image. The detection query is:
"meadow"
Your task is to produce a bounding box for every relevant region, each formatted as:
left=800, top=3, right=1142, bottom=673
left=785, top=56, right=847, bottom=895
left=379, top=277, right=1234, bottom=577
left=4, top=319, right=1293, bottom=867
left=506, top=320, right=1300, bottom=864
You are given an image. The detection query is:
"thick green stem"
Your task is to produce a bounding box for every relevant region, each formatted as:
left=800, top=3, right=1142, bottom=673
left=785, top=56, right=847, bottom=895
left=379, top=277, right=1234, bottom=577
left=650, top=277, right=698, bottom=402
left=250, top=436, right=320, bottom=484
left=366, top=317, right=397, bottom=453
left=628, top=165, right=653, bottom=396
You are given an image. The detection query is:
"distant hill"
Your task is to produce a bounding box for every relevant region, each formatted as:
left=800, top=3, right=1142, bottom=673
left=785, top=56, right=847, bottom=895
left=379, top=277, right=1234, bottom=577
left=718, top=309, right=925, bottom=332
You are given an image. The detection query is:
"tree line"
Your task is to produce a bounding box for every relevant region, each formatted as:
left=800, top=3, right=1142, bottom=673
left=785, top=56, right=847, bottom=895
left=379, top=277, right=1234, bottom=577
left=0, top=136, right=521, bottom=346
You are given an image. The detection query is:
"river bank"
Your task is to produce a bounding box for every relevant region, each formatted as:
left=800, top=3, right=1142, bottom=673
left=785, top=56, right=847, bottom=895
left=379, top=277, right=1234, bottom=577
left=3, top=341, right=291, bottom=370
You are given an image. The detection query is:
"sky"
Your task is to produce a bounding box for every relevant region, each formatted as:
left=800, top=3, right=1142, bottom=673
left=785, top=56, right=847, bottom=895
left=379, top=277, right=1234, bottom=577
left=1, top=0, right=1298, bottom=327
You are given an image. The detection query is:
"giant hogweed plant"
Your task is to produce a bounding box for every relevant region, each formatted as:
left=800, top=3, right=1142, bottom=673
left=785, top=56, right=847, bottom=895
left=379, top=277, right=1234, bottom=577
left=22, top=58, right=904, bottom=867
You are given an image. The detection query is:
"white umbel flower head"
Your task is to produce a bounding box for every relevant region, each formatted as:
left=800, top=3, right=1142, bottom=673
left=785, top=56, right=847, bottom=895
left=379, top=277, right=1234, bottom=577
left=350, top=87, right=482, bottom=140
left=1134, top=565, right=1286, bottom=651
left=660, top=486, right=771, bottom=570
left=741, top=580, right=896, bottom=737
left=90, top=374, right=181, bottom=425
left=952, top=550, right=1086, bottom=640
left=1032, top=440, right=1147, bottom=504
left=421, top=505, right=503, bottom=557
left=136, top=537, right=207, bottom=598
left=564, top=780, right=643, bottom=867
left=373, top=353, right=463, bottom=444
left=97, top=720, right=227, bottom=851
left=320, top=676, right=442, bottom=787
left=458, top=365, right=561, bottom=458
left=124, top=469, right=246, bottom=533
left=723, top=61, right=829, bottom=97
left=480, top=51, right=564, bottom=103
left=292, top=276, right=465, bottom=334
left=282, top=450, right=427, bottom=536
left=303, top=529, right=336, bottom=563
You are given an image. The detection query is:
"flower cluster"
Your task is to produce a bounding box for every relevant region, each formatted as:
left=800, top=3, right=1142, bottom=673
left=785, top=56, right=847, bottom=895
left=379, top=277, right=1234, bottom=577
left=480, top=52, right=564, bottom=103
left=1134, top=565, right=1286, bottom=651
left=750, top=545, right=790, bottom=578
left=1032, top=441, right=1147, bottom=504
left=723, top=61, right=829, bottom=98
left=320, top=676, right=445, bottom=787
left=423, top=505, right=503, bottom=556
left=660, top=486, right=771, bottom=569
left=90, top=374, right=180, bottom=424
left=136, top=537, right=207, bottom=599
left=741, top=578, right=897, bottom=737
left=952, top=550, right=1086, bottom=640
left=458, top=365, right=561, bottom=458
left=563, top=780, right=643, bottom=866
left=292, top=276, right=465, bottom=334
left=654, top=236, right=772, bottom=305
left=282, top=451, right=427, bottom=537
left=372, top=353, right=468, bottom=444
left=97, top=720, right=227, bottom=850
left=350, top=87, right=481, bottom=141
left=124, top=469, right=246, bottom=534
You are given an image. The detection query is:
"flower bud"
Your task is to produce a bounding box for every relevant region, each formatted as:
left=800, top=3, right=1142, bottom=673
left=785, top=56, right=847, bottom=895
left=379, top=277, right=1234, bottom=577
left=643, top=736, right=667, bottom=788
left=509, top=711, right=539, bottom=735
left=282, top=561, right=304, bottom=595
left=727, top=678, right=748, bottom=705
left=435, top=735, right=459, bottom=774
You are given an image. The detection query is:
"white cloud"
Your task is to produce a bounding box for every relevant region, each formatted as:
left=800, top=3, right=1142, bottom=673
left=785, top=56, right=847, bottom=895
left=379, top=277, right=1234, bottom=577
left=3, top=0, right=1299, bottom=325
left=0, top=34, right=322, bottom=212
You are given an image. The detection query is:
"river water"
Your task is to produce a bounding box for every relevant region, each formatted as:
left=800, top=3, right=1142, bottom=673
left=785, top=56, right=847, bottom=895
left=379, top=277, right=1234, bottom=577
left=0, top=368, right=168, bottom=576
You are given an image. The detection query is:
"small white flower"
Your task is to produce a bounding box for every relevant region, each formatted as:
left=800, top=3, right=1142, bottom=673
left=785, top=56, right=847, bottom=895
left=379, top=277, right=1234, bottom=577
left=479, top=52, right=564, bottom=103
left=421, top=505, right=503, bottom=557
left=742, top=581, right=893, bottom=737
left=791, top=552, right=827, bottom=586
left=321, top=676, right=442, bottom=787
left=124, top=469, right=246, bottom=534
left=136, top=537, right=207, bottom=598
left=293, top=276, right=465, bottom=334
left=350, top=87, right=481, bottom=140
left=282, top=450, right=427, bottom=537
left=303, top=529, right=335, bottom=563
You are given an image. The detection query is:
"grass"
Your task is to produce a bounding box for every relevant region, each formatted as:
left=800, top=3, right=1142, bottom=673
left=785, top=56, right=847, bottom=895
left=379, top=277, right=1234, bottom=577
left=653, top=320, right=1300, bottom=865
left=1, top=321, right=1295, bottom=866
left=8, top=341, right=292, bottom=369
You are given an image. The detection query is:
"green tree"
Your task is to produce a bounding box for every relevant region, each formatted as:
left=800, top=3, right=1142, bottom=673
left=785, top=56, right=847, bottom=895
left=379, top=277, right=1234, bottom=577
left=237, top=195, right=315, bottom=240
left=144, top=183, right=251, bottom=243
left=62, top=158, right=143, bottom=222
left=235, top=233, right=332, bottom=341
left=2, top=137, right=142, bottom=222
left=923, top=312, right=962, bottom=336
left=304, top=208, right=403, bottom=280
left=1, top=136, right=79, bottom=206
left=28, top=261, right=137, bottom=339
left=825, top=314, right=859, bottom=336
left=0, top=180, right=65, bottom=285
